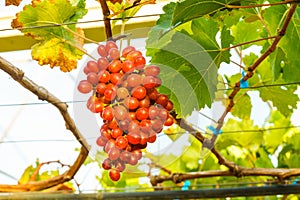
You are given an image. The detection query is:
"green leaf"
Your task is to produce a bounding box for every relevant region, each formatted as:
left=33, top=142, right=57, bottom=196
left=147, top=17, right=234, bottom=117
left=171, top=0, right=228, bottom=26
left=11, top=0, right=87, bottom=72
left=254, top=148, right=274, bottom=168
left=18, top=164, right=36, bottom=184
left=108, top=0, right=147, bottom=27
left=264, top=111, right=292, bottom=153
left=270, top=47, right=287, bottom=81
left=217, top=119, right=262, bottom=151
left=149, top=30, right=218, bottom=117
left=258, top=86, right=298, bottom=117
left=231, top=94, right=252, bottom=119
left=231, top=19, right=264, bottom=49
left=146, top=2, right=176, bottom=49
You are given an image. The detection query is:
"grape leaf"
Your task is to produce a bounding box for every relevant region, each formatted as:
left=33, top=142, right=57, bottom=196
left=270, top=47, right=287, bottom=81
left=11, top=0, right=87, bottom=72
left=254, top=148, right=274, bottom=168
left=255, top=61, right=298, bottom=117
left=264, top=111, right=291, bottom=153
left=231, top=94, right=252, bottom=119
left=146, top=2, right=176, bottom=49
left=231, top=19, right=264, bottom=49
left=171, top=0, right=228, bottom=26
left=6, top=0, right=22, bottom=6
left=258, top=86, right=298, bottom=117
left=108, top=0, right=153, bottom=27
left=217, top=118, right=262, bottom=151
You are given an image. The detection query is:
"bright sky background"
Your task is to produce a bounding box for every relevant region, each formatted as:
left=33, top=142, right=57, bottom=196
left=0, top=0, right=300, bottom=192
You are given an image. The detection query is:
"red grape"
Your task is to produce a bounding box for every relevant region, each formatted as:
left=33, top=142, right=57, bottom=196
left=96, top=83, right=107, bottom=95
left=126, top=50, right=142, bottom=62
left=144, top=65, right=160, bottom=76
left=111, top=127, right=123, bottom=139
left=134, top=56, right=146, bottom=69
left=131, top=86, right=146, bottom=100
left=108, top=146, right=121, bottom=161
left=115, top=136, right=128, bottom=149
left=86, top=60, right=99, bottom=73
left=87, top=72, right=99, bottom=85
left=98, top=57, right=109, bottom=70
left=114, top=160, right=126, bottom=172
left=96, top=136, right=107, bottom=147
left=135, top=107, right=149, bottom=121
left=110, top=73, right=122, bottom=85
left=108, top=60, right=122, bottom=73
left=78, top=80, right=92, bottom=94
left=108, top=48, right=120, bottom=60
left=109, top=168, right=121, bottom=181
left=124, top=97, right=139, bottom=110
left=127, top=74, right=143, bottom=88
left=139, top=96, right=150, bottom=108
left=97, top=44, right=108, bottom=57
left=116, top=87, right=129, bottom=99
left=122, top=46, right=135, bottom=57
left=99, top=70, right=111, bottom=83
left=127, top=131, right=141, bottom=145
left=105, top=40, right=118, bottom=52
left=102, top=106, right=114, bottom=121
left=122, top=60, right=135, bottom=73
left=156, top=94, right=169, bottom=107
left=102, top=158, right=112, bottom=170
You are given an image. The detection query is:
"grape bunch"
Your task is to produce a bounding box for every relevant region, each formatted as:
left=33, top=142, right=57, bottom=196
left=77, top=40, right=175, bottom=181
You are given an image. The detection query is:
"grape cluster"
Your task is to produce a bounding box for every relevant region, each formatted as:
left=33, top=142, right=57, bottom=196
left=77, top=40, right=175, bottom=181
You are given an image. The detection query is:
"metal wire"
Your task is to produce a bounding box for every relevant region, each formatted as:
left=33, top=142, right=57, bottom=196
left=0, top=14, right=161, bottom=32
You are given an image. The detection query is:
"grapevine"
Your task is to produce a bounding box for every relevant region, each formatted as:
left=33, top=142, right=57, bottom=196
left=77, top=40, right=175, bottom=181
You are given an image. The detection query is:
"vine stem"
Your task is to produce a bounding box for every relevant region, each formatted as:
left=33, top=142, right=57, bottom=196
left=98, top=0, right=113, bottom=39
left=0, top=57, right=90, bottom=192
left=150, top=168, right=300, bottom=186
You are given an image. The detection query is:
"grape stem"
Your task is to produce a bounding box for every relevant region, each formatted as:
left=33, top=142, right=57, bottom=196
left=98, top=0, right=113, bottom=40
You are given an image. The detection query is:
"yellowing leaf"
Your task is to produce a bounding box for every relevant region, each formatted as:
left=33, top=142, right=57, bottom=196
left=11, top=0, right=87, bottom=72
left=31, top=28, right=85, bottom=72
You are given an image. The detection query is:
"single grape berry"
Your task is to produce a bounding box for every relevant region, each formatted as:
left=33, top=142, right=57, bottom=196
left=122, top=46, right=135, bottom=57
left=102, top=158, right=112, bottom=170
left=109, top=168, right=121, bottom=181
left=131, top=86, right=147, bottom=100
left=144, top=65, right=160, bottom=76
left=115, top=136, right=128, bottom=149
left=78, top=80, right=92, bottom=94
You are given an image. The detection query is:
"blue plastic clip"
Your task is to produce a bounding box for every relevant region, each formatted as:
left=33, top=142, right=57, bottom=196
left=240, top=70, right=249, bottom=89
left=181, top=180, right=191, bottom=191
left=292, top=178, right=299, bottom=185
left=208, top=125, right=222, bottom=135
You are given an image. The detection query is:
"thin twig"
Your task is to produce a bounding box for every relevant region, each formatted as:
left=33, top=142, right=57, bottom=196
left=223, top=36, right=278, bottom=51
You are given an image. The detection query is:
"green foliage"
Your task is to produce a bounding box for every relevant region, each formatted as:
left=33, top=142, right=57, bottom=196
left=12, top=0, right=87, bottom=72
